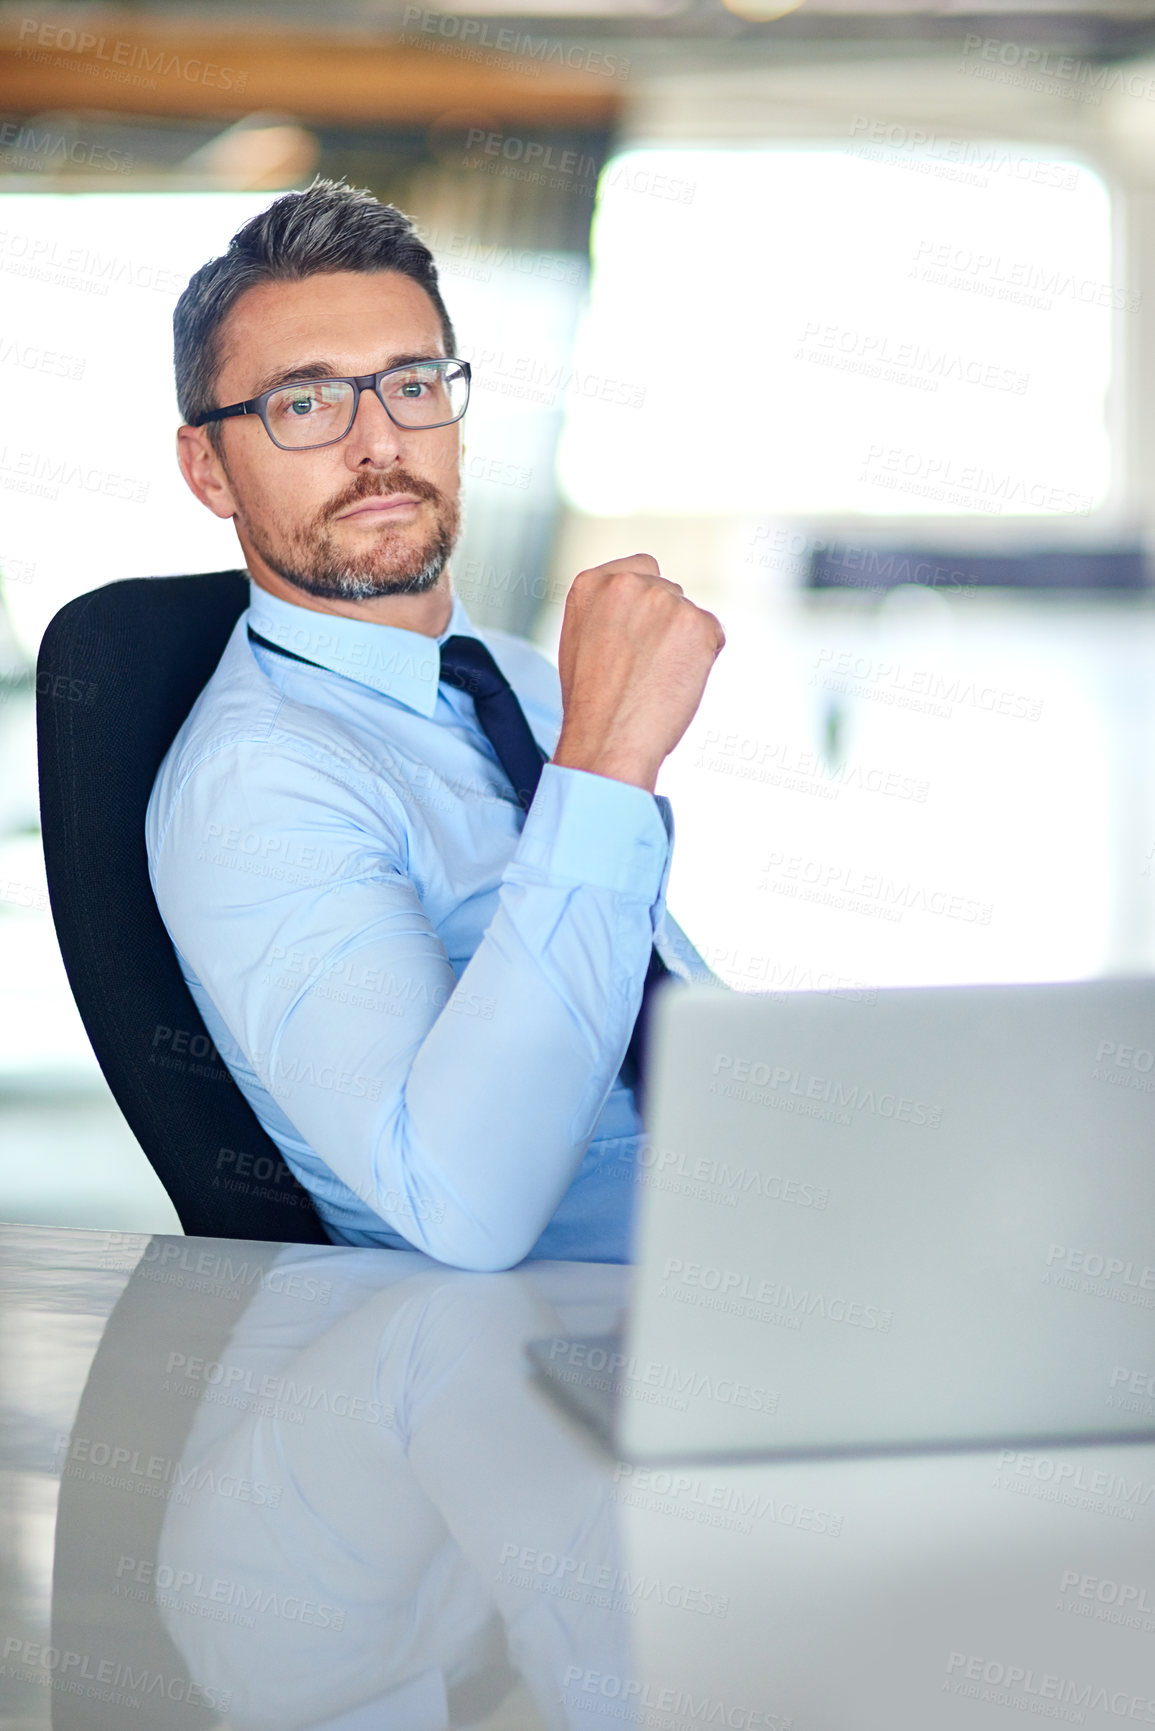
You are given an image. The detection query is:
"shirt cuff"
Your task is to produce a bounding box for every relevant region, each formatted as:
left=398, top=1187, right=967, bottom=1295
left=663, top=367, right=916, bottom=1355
left=509, top=762, right=671, bottom=899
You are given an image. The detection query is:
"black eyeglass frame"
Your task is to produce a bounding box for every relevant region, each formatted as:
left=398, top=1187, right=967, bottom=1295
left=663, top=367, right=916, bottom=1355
left=192, top=357, right=472, bottom=451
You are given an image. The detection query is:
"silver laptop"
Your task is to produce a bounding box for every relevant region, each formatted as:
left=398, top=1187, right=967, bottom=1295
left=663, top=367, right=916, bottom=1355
left=529, top=976, right=1155, bottom=1462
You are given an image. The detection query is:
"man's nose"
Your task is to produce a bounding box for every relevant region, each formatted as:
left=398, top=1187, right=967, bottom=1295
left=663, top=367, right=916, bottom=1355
left=342, top=385, right=406, bottom=467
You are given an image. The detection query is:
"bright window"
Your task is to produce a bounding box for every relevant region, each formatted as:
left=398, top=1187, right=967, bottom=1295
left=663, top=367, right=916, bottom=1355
left=558, top=145, right=1114, bottom=518
left=0, top=193, right=274, bottom=652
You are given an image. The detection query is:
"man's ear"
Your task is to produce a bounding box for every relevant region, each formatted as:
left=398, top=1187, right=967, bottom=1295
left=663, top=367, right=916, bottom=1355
left=176, top=424, right=239, bottom=520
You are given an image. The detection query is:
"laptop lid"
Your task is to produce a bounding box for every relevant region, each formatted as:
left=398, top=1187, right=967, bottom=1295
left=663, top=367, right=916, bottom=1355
left=615, top=977, right=1155, bottom=1462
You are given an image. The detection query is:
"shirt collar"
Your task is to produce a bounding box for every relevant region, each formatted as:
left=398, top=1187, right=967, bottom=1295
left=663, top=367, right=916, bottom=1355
left=245, top=579, right=480, bottom=719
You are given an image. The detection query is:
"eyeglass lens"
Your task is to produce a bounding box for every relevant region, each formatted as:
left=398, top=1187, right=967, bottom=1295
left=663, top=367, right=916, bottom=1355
left=264, top=361, right=467, bottom=448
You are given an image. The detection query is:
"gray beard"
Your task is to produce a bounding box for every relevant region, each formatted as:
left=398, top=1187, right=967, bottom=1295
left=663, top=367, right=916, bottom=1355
left=240, top=476, right=463, bottom=603
left=260, top=528, right=454, bottom=602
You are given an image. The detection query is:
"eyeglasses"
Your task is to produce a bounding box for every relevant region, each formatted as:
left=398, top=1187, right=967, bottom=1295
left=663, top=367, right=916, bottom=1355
left=193, top=357, right=471, bottom=451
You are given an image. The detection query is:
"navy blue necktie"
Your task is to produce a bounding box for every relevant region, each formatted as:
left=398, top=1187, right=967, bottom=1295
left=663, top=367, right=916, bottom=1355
left=439, top=634, right=669, bottom=1099
left=437, top=634, right=550, bottom=808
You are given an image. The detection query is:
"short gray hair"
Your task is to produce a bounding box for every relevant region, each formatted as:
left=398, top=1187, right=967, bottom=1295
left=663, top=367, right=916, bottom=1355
left=173, top=177, right=457, bottom=431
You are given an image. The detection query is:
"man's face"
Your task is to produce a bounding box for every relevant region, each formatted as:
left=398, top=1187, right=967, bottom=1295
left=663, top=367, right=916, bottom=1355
left=201, top=269, right=463, bottom=602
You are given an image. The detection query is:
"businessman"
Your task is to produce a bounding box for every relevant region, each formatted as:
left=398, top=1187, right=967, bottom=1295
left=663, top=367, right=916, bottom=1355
left=147, top=177, right=725, bottom=1271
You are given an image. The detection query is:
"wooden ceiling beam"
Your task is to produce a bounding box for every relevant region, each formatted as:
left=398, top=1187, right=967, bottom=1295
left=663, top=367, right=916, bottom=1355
left=0, top=16, right=625, bottom=124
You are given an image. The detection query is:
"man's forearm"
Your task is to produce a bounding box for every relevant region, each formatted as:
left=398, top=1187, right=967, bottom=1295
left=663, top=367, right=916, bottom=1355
left=258, top=765, right=670, bottom=1269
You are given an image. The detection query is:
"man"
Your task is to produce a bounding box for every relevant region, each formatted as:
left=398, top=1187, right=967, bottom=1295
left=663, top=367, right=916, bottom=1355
left=147, top=177, right=725, bottom=1272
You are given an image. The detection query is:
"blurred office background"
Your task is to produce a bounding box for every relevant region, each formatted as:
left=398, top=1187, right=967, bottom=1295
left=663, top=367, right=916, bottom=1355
left=3, top=0, right=1155, bottom=1233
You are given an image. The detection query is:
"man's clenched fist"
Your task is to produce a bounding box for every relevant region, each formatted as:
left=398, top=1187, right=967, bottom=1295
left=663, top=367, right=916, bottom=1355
left=552, top=554, right=725, bottom=794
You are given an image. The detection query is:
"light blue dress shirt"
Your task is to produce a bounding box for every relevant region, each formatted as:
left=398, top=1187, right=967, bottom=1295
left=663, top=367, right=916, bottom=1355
left=146, top=580, right=715, bottom=1271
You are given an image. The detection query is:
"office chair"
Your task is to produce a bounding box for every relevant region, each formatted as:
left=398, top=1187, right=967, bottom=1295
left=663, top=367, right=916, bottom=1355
left=36, top=571, right=329, bottom=1244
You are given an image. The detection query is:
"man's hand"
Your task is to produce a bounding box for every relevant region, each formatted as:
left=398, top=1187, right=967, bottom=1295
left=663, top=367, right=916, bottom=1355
left=551, top=553, right=726, bottom=794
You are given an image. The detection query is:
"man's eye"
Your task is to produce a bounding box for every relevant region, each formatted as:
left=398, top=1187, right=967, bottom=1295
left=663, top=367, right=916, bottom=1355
left=268, top=384, right=347, bottom=420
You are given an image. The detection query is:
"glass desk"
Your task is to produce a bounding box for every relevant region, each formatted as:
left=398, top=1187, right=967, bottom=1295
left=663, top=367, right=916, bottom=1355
left=3, top=1222, right=1154, bottom=1730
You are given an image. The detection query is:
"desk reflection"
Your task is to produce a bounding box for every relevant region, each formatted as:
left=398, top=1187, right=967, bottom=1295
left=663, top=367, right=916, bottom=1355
left=53, top=1240, right=634, bottom=1731
left=157, top=1251, right=636, bottom=1729
left=44, top=1230, right=1155, bottom=1731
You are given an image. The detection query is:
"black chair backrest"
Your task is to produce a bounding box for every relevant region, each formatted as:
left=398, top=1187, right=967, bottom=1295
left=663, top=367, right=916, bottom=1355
left=36, top=572, right=328, bottom=1244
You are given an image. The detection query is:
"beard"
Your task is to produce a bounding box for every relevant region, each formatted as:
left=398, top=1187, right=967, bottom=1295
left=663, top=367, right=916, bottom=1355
left=241, top=467, right=462, bottom=602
